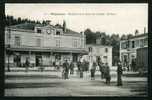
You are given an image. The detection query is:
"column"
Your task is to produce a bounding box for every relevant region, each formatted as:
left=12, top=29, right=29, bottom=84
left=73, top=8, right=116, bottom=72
left=50, top=51, right=53, bottom=66
left=29, top=51, right=31, bottom=66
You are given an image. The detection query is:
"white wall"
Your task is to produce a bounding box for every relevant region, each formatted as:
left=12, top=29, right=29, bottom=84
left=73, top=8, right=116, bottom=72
left=82, top=45, right=112, bottom=67
left=5, top=29, right=85, bottom=49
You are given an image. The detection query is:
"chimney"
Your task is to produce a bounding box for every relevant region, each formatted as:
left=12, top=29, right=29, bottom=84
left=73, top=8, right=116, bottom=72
left=80, top=31, right=84, bottom=36
left=63, top=20, right=66, bottom=32
left=144, top=27, right=146, bottom=34
left=135, top=29, right=139, bottom=36
left=46, top=20, right=51, bottom=25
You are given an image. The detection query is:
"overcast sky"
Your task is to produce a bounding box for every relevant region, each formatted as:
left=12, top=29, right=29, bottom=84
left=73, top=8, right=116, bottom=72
left=5, top=3, right=148, bottom=36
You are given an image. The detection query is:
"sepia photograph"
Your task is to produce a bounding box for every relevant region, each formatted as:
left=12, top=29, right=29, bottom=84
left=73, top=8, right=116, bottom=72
left=4, top=3, right=148, bottom=96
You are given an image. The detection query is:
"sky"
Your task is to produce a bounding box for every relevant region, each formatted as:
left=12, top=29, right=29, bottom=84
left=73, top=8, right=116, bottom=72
left=5, top=3, right=148, bottom=36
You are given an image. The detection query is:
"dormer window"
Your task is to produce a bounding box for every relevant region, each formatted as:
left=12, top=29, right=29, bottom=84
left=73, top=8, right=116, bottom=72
left=56, top=31, right=60, bottom=35
left=37, top=28, right=41, bottom=33
left=46, top=29, right=51, bottom=34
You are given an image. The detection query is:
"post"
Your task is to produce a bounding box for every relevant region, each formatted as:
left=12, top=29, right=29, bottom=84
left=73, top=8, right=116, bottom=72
left=29, top=51, right=31, bottom=67
left=7, top=50, right=10, bottom=72
left=7, top=28, right=11, bottom=72
left=50, top=51, right=53, bottom=66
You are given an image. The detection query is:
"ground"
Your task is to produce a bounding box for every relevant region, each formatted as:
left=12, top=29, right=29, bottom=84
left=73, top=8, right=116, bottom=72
left=5, top=67, right=147, bottom=96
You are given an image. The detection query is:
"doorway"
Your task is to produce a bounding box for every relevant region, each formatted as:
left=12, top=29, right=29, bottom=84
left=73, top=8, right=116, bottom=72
left=73, top=54, right=78, bottom=62
left=14, top=54, right=21, bottom=67
left=36, top=55, right=42, bottom=67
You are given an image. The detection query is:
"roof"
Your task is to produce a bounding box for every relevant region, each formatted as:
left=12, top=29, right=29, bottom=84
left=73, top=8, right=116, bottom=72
left=8, top=23, right=81, bottom=36
left=86, top=44, right=112, bottom=48
left=121, top=33, right=148, bottom=42
left=9, top=23, right=36, bottom=30
left=130, top=33, right=148, bottom=39
left=64, top=28, right=81, bottom=36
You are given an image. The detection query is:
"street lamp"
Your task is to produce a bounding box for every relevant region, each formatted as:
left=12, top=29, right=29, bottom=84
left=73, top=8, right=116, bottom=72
left=127, top=37, right=130, bottom=71
left=7, top=27, right=11, bottom=72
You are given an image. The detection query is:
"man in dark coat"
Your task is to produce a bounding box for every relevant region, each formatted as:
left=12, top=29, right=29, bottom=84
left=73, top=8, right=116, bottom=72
left=80, top=61, right=84, bottom=78
left=131, top=58, right=136, bottom=72
left=98, top=60, right=104, bottom=79
left=25, top=57, right=30, bottom=72
left=70, top=61, right=74, bottom=74
left=90, top=61, right=97, bottom=80
left=104, top=63, right=111, bottom=85
left=117, top=61, right=123, bottom=86
left=63, top=60, right=69, bottom=79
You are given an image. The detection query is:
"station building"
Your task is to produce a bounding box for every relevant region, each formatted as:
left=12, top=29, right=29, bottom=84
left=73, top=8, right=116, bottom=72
left=5, top=21, right=87, bottom=67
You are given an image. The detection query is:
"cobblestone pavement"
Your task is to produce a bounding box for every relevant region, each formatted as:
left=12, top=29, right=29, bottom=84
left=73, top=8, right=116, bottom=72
left=5, top=68, right=148, bottom=96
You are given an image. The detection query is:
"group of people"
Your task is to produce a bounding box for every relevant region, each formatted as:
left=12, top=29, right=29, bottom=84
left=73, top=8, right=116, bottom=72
left=25, top=57, right=123, bottom=86
left=61, top=58, right=123, bottom=86
left=61, top=60, right=89, bottom=79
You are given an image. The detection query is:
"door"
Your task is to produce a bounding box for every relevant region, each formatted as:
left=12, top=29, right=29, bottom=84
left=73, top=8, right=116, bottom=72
left=36, top=55, right=42, bottom=66
left=73, top=54, right=78, bottom=62
left=14, top=54, right=21, bottom=67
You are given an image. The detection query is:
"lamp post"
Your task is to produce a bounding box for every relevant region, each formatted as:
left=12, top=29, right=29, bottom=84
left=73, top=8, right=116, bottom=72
left=7, top=28, right=11, bottom=72
left=127, top=37, right=130, bottom=71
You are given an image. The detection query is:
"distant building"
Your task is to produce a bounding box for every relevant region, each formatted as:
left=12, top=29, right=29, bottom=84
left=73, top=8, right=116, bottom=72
left=120, top=33, right=148, bottom=70
left=5, top=21, right=87, bottom=67
left=82, top=44, right=112, bottom=68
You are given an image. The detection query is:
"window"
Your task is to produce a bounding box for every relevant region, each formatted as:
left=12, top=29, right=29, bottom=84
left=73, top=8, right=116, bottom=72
left=15, top=36, right=21, bottom=46
left=103, top=56, right=107, bottom=59
left=105, top=48, right=108, bottom=53
left=37, top=28, right=42, bottom=33
left=56, top=31, right=60, bottom=35
left=56, top=39, right=60, bottom=47
left=6, top=33, right=11, bottom=44
left=36, top=38, right=41, bottom=47
left=55, top=54, right=61, bottom=60
left=73, top=40, right=78, bottom=48
left=140, top=39, right=144, bottom=47
left=132, top=41, right=135, bottom=48
left=121, top=42, right=127, bottom=49
left=136, top=40, right=140, bottom=47
left=144, top=38, right=148, bottom=46
left=88, top=47, right=93, bottom=52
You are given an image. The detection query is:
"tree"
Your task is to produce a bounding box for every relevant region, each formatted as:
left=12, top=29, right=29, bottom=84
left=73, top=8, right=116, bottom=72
left=84, top=28, right=96, bottom=44
left=121, top=34, right=127, bottom=40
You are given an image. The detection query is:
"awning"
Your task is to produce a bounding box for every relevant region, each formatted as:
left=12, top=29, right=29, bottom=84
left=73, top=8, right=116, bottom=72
left=6, top=46, right=88, bottom=54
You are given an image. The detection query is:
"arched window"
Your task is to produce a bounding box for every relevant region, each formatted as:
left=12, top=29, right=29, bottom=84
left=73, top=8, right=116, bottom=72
left=56, top=31, right=60, bottom=35
left=88, top=47, right=93, bottom=52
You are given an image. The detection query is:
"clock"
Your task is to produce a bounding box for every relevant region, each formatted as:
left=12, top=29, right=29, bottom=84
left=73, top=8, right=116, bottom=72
left=46, top=29, right=51, bottom=34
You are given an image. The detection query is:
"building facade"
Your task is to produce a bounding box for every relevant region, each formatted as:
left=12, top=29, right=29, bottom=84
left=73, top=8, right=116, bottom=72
left=82, top=44, right=112, bottom=68
left=5, top=21, right=87, bottom=67
left=120, top=33, right=148, bottom=70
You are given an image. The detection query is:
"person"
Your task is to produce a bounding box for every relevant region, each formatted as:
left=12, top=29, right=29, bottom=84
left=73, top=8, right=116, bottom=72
left=53, top=61, right=56, bottom=70
left=98, top=60, right=104, bottom=79
left=104, top=63, right=111, bottom=85
left=90, top=61, right=97, bottom=80
left=86, top=61, right=89, bottom=72
left=117, top=60, right=123, bottom=86
left=77, top=60, right=81, bottom=76
left=131, top=58, right=136, bottom=72
left=39, top=58, right=44, bottom=72
left=79, top=61, right=84, bottom=78
left=25, top=57, right=30, bottom=72
left=56, top=60, right=60, bottom=71
left=102, top=63, right=106, bottom=79
left=62, top=60, right=70, bottom=79
left=70, top=61, right=74, bottom=74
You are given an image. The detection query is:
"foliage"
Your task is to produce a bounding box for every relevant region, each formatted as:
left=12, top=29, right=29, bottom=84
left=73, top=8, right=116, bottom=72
left=5, top=15, right=44, bottom=26
left=84, top=28, right=134, bottom=66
